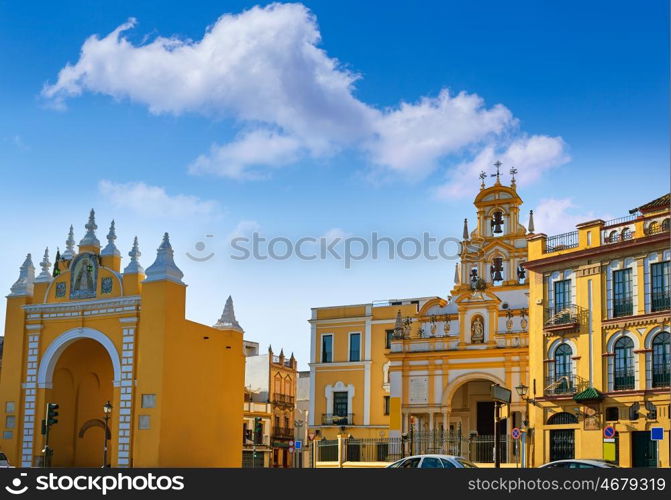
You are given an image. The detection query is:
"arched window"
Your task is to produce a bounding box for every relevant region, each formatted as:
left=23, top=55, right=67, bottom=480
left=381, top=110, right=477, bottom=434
left=652, top=332, right=670, bottom=388
left=490, top=257, right=504, bottom=285
left=647, top=221, right=659, bottom=235
left=553, top=344, right=573, bottom=393
left=662, top=219, right=670, bottom=232
left=608, top=230, right=618, bottom=243
left=614, top=337, right=635, bottom=390
left=547, top=412, right=578, bottom=425
left=491, top=210, right=505, bottom=235
left=621, top=227, right=632, bottom=241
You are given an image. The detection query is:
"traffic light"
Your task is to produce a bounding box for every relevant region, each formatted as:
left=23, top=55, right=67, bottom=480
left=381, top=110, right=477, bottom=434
left=254, top=417, right=263, bottom=444
left=47, top=403, right=59, bottom=427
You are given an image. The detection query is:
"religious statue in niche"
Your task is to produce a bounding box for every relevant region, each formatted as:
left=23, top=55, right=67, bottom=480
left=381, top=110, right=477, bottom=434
left=505, top=310, right=514, bottom=332
left=520, top=309, right=528, bottom=331
left=70, top=253, right=97, bottom=299
left=471, top=316, right=485, bottom=344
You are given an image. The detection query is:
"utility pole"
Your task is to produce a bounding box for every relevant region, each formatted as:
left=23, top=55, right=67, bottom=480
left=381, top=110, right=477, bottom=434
left=493, top=401, right=501, bottom=468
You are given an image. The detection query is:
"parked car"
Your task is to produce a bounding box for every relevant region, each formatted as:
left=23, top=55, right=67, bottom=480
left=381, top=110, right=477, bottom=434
left=539, top=459, right=619, bottom=468
left=386, top=454, right=478, bottom=468
left=0, top=452, right=12, bottom=468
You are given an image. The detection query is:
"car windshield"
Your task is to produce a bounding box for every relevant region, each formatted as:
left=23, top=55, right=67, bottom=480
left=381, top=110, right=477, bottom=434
left=0, top=453, right=7, bottom=461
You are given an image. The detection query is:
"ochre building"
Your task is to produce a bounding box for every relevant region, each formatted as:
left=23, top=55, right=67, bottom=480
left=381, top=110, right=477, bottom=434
left=0, top=211, right=244, bottom=467
left=525, top=194, right=670, bottom=467
left=309, top=172, right=531, bottom=462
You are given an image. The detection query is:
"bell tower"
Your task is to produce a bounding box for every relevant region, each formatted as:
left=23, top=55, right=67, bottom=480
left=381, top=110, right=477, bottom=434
left=457, top=163, right=528, bottom=290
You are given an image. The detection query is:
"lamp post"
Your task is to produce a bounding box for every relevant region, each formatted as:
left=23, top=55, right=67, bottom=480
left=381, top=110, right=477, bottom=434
left=102, top=401, right=112, bottom=468
left=515, top=384, right=530, bottom=468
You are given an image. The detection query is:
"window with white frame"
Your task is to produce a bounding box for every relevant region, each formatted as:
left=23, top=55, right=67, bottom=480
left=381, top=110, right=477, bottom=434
left=321, top=335, right=333, bottom=363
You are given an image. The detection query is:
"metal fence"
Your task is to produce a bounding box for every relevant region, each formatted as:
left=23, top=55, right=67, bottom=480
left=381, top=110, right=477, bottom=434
left=333, top=433, right=520, bottom=464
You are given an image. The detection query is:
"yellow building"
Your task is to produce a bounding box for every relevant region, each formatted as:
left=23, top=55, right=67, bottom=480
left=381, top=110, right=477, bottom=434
left=243, top=340, right=297, bottom=467
left=0, top=211, right=245, bottom=467
left=525, top=194, right=670, bottom=467
left=309, top=169, right=531, bottom=464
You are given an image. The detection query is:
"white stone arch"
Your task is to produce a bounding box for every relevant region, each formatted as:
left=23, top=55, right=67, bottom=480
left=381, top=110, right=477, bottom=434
left=486, top=206, right=509, bottom=237
left=605, top=329, right=640, bottom=391
left=37, top=327, right=122, bottom=389
left=547, top=338, right=577, bottom=381
left=441, top=371, right=506, bottom=408
left=644, top=325, right=670, bottom=349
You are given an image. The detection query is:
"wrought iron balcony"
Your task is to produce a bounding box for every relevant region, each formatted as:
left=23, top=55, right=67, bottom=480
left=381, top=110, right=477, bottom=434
left=544, top=374, right=588, bottom=396
left=613, top=370, right=635, bottom=391
left=544, top=305, right=582, bottom=334
left=546, top=231, right=578, bottom=253
left=613, top=299, right=633, bottom=318
left=321, top=413, right=354, bottom=426
left=652, top=370, right=670, bottom=388
left=651, top=292, right=671, bottom=312
left=272, top=394, right=295, bottom=407
left=272, top=427, right=295, bottom=440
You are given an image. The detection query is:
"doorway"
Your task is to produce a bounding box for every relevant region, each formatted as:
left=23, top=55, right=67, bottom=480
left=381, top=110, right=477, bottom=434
left=632, top=431, right=657, bottom=467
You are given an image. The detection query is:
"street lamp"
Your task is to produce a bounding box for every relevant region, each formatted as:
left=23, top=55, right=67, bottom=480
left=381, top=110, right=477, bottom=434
left=102, top=401, right=112, bottom=468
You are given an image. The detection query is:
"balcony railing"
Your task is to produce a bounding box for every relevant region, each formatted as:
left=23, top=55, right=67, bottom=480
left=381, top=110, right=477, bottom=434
left=321, top=413, right=354, bottom=426
left=546, top=231, right=578, bottom=253
left=613, top=370, right=635, bottom=391
left=272, top=427, right=295, bottom=439
left=652, top=370, right=671, bottom=388
left=544, top=305, right=582, bottom=333
left=544, top=374, right=588, bottom=396
left=613, top=299, right=633, bottom=318
left=273, top=394, right=295, bottom=407
left=651, top=292, right=671, bottom=312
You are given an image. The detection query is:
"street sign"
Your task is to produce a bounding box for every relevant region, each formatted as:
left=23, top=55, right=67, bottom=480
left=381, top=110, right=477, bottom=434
left=490, top=384, right=512, bottom=404
left=651, top=427, right=664, bottom=441
left=603, top=425, right=616, bottom=439
left=289, top=447, right=294, bottom=453
left=295, top=440, right=302, bottom=450
left=511, top=428, right=521, bottom=440
left=289, top=440, right=294, bottom=447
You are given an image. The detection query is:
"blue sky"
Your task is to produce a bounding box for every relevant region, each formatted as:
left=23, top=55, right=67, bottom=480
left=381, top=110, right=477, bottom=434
left=0, top=1, right=668, bottom=368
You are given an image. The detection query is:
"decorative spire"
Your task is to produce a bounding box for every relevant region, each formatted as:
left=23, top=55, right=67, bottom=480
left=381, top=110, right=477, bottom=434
left=479, top=171, right=486, bottom=190
left=101, top=220, right=120, bottom=257
left=393, top=310, right=403, bottom=338
left=528, top=210, right=535, bottom=233
left=213, top=295, right=243, bottom=331
left=144, top=233, right=184, bottom=284
left=35, top=247, right=53, bottom=283
left=509, top=166, right=518, bottom=187
left=62, top=225, right=76, bottom=260
left=454, top=262, right=460, bottom=285
left=123, top=236, right=144, bottom=274
left=463, top=218, right=469, bottom=240
left=53, top=248, right=61, bottom=277
left=79, top=209, right=100, bottom=248
left=9, top=254, right=35, bottom=296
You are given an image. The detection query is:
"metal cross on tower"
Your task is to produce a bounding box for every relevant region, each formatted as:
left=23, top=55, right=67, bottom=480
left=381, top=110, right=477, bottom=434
left=491, top=160, right=502, bottom=183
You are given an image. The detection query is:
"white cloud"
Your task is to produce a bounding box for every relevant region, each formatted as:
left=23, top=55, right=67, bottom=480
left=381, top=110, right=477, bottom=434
left=226, top=220, right=261, bottom=242
left=531, top=197, right=607, bottom=236
left=434, top=135, right=570, bottom=200
left=43, top=3, right=569, bottom=185
left=98, top=180, right=221, bottom=218
left=188, top=129, right=302, bottom=180
left=368, top=90, right=514, bottom=176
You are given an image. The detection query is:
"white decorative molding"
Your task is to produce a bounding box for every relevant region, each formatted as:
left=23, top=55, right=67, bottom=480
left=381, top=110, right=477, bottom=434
left=20, top=333, right=40, bottom=466
left=117, top=326, right=135, bottom=467
left=324, top=381, right=355, bottom=416
left=37, top=327, right=122, bottom=389
left=24, top=296, right=140, bottom=320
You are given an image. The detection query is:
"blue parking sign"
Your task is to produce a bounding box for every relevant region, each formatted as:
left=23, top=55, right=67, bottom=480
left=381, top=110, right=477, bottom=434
left=295, top=440, right=302, bottom=450
left=651, top=427, right=664, bottom=441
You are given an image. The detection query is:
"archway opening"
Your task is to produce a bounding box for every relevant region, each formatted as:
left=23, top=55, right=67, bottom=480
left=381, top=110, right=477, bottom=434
left=46, top=338, right=114, bottom=467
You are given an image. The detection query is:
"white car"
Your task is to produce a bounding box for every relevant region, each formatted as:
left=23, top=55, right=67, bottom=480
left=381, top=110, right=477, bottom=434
left=386, top=454, right=478, bottom=468
left=0, top=452, right=12, bottom=468
left=539, top=459, right=619, bottom=468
